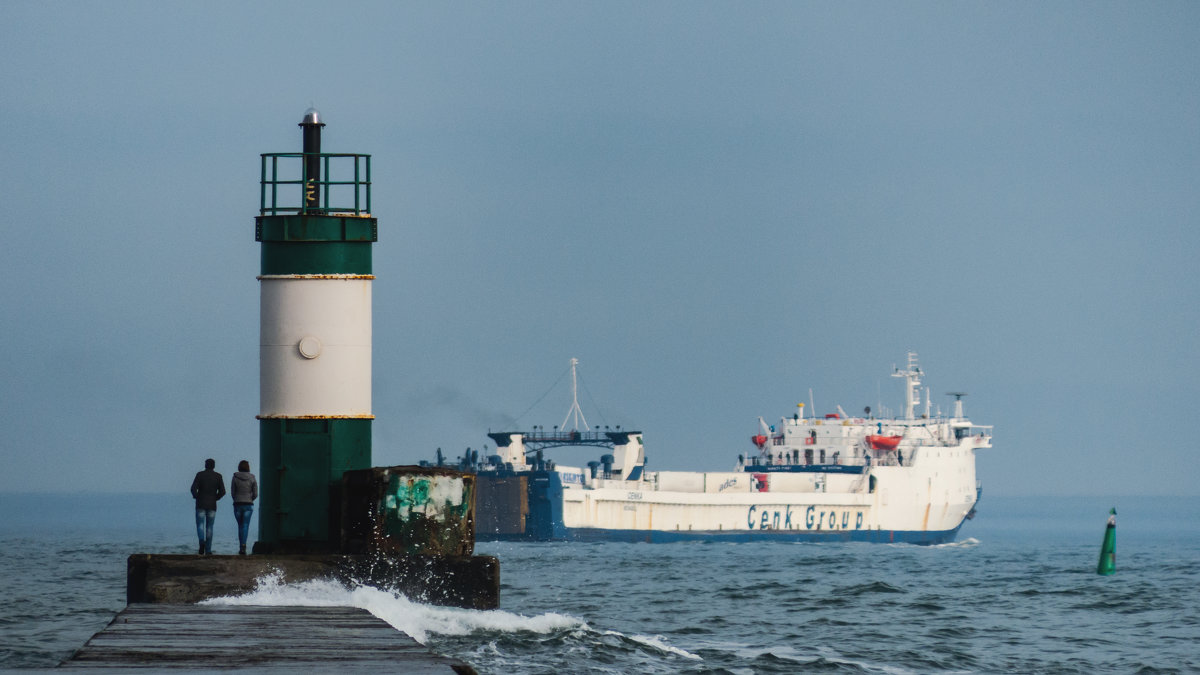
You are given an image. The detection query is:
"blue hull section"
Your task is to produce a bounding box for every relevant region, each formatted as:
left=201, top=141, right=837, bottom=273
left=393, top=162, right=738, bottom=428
left=480, top=525, right=962, bottom=545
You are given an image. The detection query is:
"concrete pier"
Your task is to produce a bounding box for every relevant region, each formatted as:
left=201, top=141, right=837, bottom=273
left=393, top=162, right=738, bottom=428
left=128, top=553, right=499, bottom=609
left=61, top=604, right=475, bottom=672
left=128, top=466, right=501, bottom=610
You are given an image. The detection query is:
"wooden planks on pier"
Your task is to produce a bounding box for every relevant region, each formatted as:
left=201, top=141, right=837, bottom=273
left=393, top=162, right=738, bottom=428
left=61, top=604, right=475, bottom=673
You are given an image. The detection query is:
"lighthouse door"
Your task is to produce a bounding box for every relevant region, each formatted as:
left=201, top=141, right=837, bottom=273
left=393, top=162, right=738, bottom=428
left=274, top=420, right=334, bottom=543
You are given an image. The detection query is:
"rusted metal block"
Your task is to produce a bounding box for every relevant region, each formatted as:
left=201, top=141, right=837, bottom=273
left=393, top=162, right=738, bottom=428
left=342, top=466, right=475, bottom=556
left=475, top=475, right=528, bottom=536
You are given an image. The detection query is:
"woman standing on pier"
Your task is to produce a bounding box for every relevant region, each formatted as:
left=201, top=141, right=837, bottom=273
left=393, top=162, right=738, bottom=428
left=231, top=460, right=257, bottom=555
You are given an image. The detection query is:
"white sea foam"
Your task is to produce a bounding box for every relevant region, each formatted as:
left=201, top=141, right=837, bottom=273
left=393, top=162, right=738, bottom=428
left=729, top=644, right=807, bottom=663
left=201, top=573, right=583, bottom=643
left=624, top=633, right=702, bottom=660
left=813, top=645, right=919, bottom=674
left=885, top=536, right=981, bottom=550
left=934, top=537, right=981, bottom=548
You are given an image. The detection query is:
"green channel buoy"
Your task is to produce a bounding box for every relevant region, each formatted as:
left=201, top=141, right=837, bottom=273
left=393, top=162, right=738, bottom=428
left=1096, top=507, right=1116, bottom=575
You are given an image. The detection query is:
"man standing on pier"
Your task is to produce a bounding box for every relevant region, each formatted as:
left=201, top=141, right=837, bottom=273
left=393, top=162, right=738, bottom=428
left=190, top=458, right=226, bottom=555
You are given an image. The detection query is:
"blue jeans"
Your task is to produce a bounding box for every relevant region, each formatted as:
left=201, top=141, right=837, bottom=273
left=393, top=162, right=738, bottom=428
left=195, top=508, right=216, bottom=553
left=234, top=504, right=254, bottom=549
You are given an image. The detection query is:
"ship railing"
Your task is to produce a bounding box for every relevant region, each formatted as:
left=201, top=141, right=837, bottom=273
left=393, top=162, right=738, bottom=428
left=745, top=455, right=871, bottom=469
left=900, top=423, right=995, bottom=448
left=894, top=423, right=958, bottom=447
left=745, top=454, right=930, bottom=469
left=520, top=430, right=614, bottom=444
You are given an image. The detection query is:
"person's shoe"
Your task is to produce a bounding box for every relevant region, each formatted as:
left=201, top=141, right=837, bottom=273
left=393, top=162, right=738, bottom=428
left=238, top=546, right=246, bottom=555
left=199, top=545, right=205, bottom=555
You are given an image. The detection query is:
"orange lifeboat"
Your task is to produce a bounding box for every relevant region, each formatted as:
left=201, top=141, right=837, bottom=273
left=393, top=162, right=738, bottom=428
left=751, top=434, right=767, bottom=448
left=866, top=434, right=902, bottom=450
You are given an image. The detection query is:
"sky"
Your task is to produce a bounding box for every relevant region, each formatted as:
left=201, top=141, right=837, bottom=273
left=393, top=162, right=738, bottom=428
left=1, top=2, right=1197, bottom=496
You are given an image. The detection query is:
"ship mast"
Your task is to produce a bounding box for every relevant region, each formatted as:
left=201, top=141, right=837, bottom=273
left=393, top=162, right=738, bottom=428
left=560, top=357, right=590, bottom=432
left=947, top=392, right=967, bottom=419
left=892, top=351, right=923, bottom=420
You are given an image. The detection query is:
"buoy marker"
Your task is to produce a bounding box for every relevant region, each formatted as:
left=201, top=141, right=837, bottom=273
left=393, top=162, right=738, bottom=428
left=1096, top=507, right=1116, bottom=575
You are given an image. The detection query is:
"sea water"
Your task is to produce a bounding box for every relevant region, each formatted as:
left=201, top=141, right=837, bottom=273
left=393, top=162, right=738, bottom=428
left=1, top=493, right=1197, bottom=673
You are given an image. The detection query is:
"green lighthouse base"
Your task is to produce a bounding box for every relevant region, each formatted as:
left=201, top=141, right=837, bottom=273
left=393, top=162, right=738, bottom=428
left=257, top=418, right=371, bottom=553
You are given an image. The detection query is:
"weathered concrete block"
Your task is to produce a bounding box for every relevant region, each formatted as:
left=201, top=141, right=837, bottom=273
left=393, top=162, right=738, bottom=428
left=127, top=553, right=499, bottom=609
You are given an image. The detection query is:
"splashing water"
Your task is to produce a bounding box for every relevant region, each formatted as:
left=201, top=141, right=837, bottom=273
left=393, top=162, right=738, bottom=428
left=199, top=572, right=707, bottom=672
left=202, top=573, right=584, bottom=644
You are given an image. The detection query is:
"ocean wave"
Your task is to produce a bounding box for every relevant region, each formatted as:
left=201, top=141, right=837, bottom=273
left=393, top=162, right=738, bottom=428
left=934, top=537, right=981, bottom=548
left=1013, top=585, right=1090, bottom=597
left=726, top=644, right=919, bottom=674
left=619, top=632, right=702, bottom=660
left=834, top=580, right=906, bottom=595
left=884, top=537, right=981, bottom=550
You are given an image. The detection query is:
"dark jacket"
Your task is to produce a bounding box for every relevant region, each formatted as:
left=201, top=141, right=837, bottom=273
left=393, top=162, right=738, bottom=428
left=191, top=470, right=226, bottom=511
left=231, top=471, right=257, bottom=505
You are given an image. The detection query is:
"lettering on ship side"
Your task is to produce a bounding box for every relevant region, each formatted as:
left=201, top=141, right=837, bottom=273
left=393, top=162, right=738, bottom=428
left=739, top=505, right=869, bottom=532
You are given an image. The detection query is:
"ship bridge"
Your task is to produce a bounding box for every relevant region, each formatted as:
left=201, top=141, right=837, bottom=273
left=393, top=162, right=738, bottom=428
left=488, top=429, right=641, bottom=453
left=477, top=359, right=646, bottom=480
left=491, top=357, right=637, bottom=453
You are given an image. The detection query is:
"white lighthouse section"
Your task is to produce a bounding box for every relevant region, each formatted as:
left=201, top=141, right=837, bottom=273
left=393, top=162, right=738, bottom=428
left=259, top=275, right=373, bottom=418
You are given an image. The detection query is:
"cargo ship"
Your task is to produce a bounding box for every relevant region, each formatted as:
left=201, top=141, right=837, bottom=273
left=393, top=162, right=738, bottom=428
left=436, top=354, right=991, bottom=544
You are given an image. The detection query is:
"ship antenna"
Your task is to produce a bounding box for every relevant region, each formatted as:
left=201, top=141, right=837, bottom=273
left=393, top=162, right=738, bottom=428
left=560, top=357, right=590, bottom=432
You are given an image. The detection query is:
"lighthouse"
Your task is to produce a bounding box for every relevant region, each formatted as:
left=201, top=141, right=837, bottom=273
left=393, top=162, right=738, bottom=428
left=122, top=113, right=498, bottom=610
left=254, top=109, right=376, bottom=552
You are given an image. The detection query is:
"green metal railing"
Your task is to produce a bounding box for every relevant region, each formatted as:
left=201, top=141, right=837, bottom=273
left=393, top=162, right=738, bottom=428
left=260, top=153, right=372, bottom=216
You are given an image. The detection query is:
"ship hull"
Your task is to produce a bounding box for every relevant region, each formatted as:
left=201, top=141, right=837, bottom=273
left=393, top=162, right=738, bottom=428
left=474, top=468, right=977, bottom=545
left=458, top=354, right=990, bottom=545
